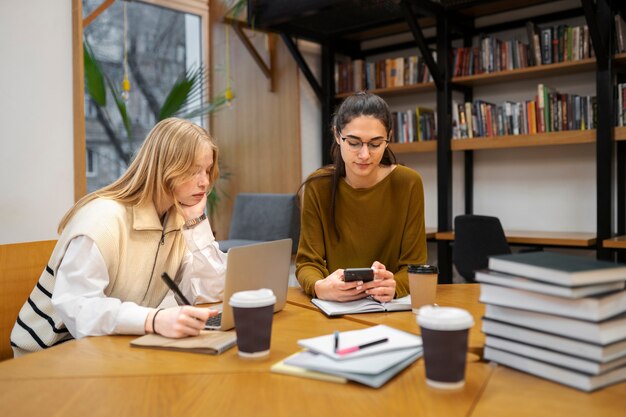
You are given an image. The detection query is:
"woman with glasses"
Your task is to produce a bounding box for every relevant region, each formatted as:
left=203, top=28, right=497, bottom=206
left=296, top=92, right=427, bottom=302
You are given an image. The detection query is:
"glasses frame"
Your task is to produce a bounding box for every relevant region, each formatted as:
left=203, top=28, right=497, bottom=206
left=338, top=134, right=391, bottom=153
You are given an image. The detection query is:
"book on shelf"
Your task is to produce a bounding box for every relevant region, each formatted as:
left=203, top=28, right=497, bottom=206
left=485, top=335, right=626, bottom=375
left=488, top=251, right=626, bottom=286
left=484, top=346, right=626, bottom=392
left=311, top=295, right=411, bottom=317
left=451, top=85, right=595, bottom=139
left=482, top=318, right=626, bottom=362
left=616, top=13, right=626, bottom=53
left=479, top=283, right=626, bottom=321
left=475, top=269, right=625, bottom=298
left=484, top=304, right=626, bottom=345
left=335, top=54, right=433, bottom=94
left=130, top=330, right=236, bottom=355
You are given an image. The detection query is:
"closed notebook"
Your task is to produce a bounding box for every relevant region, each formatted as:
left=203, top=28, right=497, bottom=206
left=475, top=269, right=625, bottom=298
left=297, top=325, right=422, bottom=360
left=479, top=283, right=626, bottom=321
left=283, top=348, right=422, bottom=388
left=488, top=251, right=626, bottom=286
left=271, top=353, right=348, bottom=384
left=484, top=304, right=626, bottom=345
left=484, top=346, right=626, bottom=392
left=311, top=295, right=411, bottom=317
left=485, top=335, right=626, bottom=375
left=482, top=318, right=626, bottom=362
left=130, top=330, right=237, bottom=355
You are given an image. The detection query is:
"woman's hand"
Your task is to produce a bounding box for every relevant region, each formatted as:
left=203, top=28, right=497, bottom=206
left=362, top=261, right=396, bottom=303
left=314, top=269, right=369, bottom=302
left=180, top=193, right=207, bottom=221
left=145, top=305, right=219, bottom=338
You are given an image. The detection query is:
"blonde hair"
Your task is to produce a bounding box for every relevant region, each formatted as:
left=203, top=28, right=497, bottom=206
left=58, top=118, right=219, bottom=233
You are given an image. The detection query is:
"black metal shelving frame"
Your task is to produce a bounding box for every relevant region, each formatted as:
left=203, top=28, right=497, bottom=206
left=247, top=0, right=625, bottom=279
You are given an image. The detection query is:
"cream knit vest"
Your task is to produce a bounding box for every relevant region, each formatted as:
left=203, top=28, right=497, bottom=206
left=10, top=198, right=186, bottom=355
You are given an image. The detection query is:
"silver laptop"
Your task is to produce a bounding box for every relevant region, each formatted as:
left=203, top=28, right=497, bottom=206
left=205, top=238, right=292, bottom=331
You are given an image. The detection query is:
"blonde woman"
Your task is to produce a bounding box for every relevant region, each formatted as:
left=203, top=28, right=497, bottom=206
left=11, top=118, right=226, bottom=356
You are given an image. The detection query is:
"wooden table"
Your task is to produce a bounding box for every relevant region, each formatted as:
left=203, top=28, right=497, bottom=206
left=287, top=285, right=626, bottom=416
left=0, top=301, right=493, bottom=417
left=287, top=284, right=485, bottom=350
left=1, top=285, right=624, bottom=416
left=435, top=230, right=596, bottom=247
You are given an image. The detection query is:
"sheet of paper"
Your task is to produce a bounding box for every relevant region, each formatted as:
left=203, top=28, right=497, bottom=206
left=297, top=324, right=422, bottom=360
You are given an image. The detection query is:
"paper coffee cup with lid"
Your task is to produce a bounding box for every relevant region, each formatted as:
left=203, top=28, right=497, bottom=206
left=417, top=305, right=474, bottom=389
left=229, top=288, right=276, bottom=358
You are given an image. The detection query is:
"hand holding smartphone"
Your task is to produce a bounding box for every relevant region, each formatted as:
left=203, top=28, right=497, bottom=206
left=343, top=268, right=374, bottom=283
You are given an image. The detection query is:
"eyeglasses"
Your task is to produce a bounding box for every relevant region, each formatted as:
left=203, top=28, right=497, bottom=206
left=339, top=136, right=390, bottom=153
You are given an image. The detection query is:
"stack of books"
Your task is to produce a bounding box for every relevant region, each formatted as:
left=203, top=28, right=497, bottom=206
left=477, top=251, right=626, bottom=391
left=271, top=325, right=422, bottom=388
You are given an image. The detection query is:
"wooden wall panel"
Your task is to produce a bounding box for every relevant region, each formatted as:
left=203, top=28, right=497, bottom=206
left=0, top=240, right=56, bottom=361
left=209, top=1, right=302, bottom=239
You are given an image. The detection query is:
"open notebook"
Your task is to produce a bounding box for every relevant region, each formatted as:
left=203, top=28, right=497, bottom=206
left=311, top=295, right=411, bottom=317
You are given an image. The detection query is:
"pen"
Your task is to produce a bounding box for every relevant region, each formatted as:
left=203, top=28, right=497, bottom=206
left=336, top=337, right=389, bottom=356
left=334, top=331, right=339, bottom=353
left=160, top=272, right=192, bottom=305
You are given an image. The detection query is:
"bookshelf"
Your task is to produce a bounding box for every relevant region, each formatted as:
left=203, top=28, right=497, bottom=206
left=249, top=0, right=625, bottom=279
left=336, top=82, right=436, bottom=99
left=437, top=230, right=596, bottom=247
left=451, top=130, right=596, bottom=151
left=389, top=140, right=437, bottom=154
left=453, top=57, right=597, bottom=87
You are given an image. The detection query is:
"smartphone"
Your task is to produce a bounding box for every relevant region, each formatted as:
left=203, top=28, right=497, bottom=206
left=343, top=268, right=374, bottom=283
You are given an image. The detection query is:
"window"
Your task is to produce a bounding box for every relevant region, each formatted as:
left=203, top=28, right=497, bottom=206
left=82, top=0, right=204, bottom=192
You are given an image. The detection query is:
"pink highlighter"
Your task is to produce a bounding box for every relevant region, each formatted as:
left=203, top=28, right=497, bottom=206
left=335, top=337, right=389, bottom=355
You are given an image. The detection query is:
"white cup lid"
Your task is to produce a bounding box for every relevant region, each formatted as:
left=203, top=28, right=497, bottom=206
left=229, top=288, right=276, bottom=308
left=417, top=306, right=474, bottom=331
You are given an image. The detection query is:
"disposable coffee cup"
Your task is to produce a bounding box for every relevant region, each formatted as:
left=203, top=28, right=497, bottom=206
left=229, top=288, right=276, bottom=358
left=417, top=305, right=474, bottom=389
left=408, top=264, right=438, bottom=314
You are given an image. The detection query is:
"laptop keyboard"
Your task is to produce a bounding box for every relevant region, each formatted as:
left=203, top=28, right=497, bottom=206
left=205, top=312, right=222, bottom=327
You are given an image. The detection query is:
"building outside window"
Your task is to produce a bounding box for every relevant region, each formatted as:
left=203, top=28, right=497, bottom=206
left=82, top=0, right=203, bottom=192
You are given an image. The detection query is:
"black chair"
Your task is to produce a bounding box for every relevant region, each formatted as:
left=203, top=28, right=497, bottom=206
left=217, top=193, right=300, bottom=253
left=452, top=214, right=511, bottom=282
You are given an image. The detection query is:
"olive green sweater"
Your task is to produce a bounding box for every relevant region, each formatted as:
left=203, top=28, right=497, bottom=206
left=296, top=165, right=427, bottom=298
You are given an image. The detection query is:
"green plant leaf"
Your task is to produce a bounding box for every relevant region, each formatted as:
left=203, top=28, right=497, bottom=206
left=158, top=67, right=200, bottom=120
left=83, top=43, right=106, bottom=107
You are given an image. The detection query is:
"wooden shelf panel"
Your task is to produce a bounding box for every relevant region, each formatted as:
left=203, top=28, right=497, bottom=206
left=337, top=54, right=626, bottom=101
left=425, top=227, right=436, bottom=240
left=389, top=141, right=436, bottom=154
left=336, top=82, right=435, bottom=99
left=436, top=230, right=596, bottom=247
left=451, top=130, right=595, bottom=151
left=603, top=235, right=626, bottom=249
left=615, top=127, right=626, bottom=141
left=453, top=58, right=596, bottom=87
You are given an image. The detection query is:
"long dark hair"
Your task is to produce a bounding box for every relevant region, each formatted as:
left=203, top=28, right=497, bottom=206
left=300, top=91, right=397, bottom=240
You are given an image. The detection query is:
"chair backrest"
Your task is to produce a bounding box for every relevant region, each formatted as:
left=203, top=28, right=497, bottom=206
left=228, top=193, right=300, bottom=252
left=0, top=240, right=56, bottom=361
left=452, top=215, right=511, bottom=282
